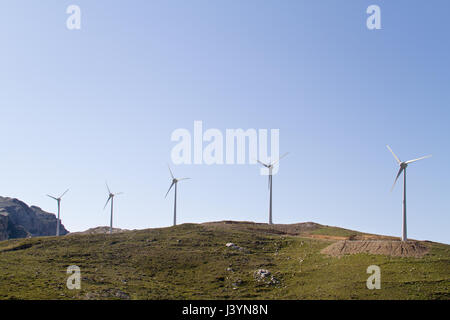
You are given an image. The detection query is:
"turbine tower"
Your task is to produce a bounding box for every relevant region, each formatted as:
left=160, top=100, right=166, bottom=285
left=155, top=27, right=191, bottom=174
left=387, top=145, right=431, bottom=241
left=104, top=182, right=123, bottom=234
left=165, top=165, right=190, bottom=226
left=257, top=152, right=289, bottom=225
left=47, top=189, right=69, bottom=236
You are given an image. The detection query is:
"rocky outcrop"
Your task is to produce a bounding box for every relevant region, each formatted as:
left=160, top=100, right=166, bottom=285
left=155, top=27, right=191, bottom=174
left=0, top=196, right=69, bottom=240
left=0, top=214, right=8, bottom=241
left=68, top=227, right=127, bottom=235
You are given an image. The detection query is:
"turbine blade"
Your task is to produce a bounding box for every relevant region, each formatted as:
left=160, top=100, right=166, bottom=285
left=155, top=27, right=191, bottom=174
left=165, top=182, right=175, bottom=198
left=103, top=196, right=112, bottom=210
left=268, top=175, right=272, bottom=190
left=257, top=160, right=269, bottom=168
left=271, top=152, right=289, bottom=166
left=115, top=192, right=124, bottom=196
left=386, top=145, right=401, bottom=164
left=178, top=178, right=190, bottom=181
left=47, top=195, right=58, bottom=201
left=106, top=182, right=111, bottom=194
left=59, top=189, right=69, bottom=199
left=167, top=164, right=175, bottom=179
left=405, top=155, right=432, bottom=164
left=391, top=167, right=404, bottom=192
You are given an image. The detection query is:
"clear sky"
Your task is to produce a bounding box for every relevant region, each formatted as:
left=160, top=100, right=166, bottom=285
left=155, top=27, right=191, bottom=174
left=0, top=1, right=449, bottom=243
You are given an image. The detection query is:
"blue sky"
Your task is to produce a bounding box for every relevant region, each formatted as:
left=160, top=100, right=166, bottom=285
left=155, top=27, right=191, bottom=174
left=0, top=1, right=449, bottom=243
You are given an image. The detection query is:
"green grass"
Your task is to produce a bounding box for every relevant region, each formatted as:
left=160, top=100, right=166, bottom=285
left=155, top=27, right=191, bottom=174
left=309, top=225, right=362, bottom=238
left=0, top=223, right=448, bottom=300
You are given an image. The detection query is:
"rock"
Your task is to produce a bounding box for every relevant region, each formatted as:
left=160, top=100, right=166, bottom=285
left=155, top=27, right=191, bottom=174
left=98, top=289, right=131, bottom=300
left=254, top=269, right=280, bottom=286
left=114, top=290, right=130, bottom=300
left=84, top=292, right=98, bottom=300
left=0, top=196, right=69, bottom=240
left=269, top=276, right=280, bottom=285
left=232, top=279, right=243, bottom=288
left=254, top=269, right=271, bottom=280
left=226, top=242, right=245, bottom=251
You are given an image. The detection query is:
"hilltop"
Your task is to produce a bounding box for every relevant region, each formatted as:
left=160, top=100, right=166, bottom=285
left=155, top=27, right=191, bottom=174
left=0, top=221, right=448, bottom=300
left=68, top=227, right=129, bottom=235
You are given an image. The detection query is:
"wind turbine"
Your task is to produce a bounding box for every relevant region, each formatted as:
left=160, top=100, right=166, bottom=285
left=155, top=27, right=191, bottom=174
left=165, top=165, right=190, bottom=226
left=257, top=152, right=289, bottom=225
left=387, top=145, right=431, bottom=241
left=103, top=182, right=123, bottom=234
left=47, top=189, right=69, bottom=236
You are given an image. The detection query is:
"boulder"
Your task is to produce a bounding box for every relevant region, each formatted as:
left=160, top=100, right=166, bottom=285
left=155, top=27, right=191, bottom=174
left=226, top=243, right=244, bottom=251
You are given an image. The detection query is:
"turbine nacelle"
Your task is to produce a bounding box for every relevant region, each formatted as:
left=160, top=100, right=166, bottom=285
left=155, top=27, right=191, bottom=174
left=387, top=145, right=431, bottom=191
left=165, top=165, right=190, bottom=198
left=257, top=152, right=289, bottom=173
left=104, top=182, right=123, bottom=209
left=47, top=189, right=69, bottom=203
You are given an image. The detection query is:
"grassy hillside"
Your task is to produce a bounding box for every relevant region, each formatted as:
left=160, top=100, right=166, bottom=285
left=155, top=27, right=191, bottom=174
left=0, top=221, right=448, bottom=300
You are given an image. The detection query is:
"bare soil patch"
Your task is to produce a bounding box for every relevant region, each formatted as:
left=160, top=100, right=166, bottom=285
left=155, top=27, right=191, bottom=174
left=321, top=240, right=430, bottom=258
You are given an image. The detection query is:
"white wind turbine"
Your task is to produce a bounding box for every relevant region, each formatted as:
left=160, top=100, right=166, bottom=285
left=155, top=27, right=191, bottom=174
left=165, top=165, right=190, bottom=226
left=387, top=145, right=431, bottom=241
left=103, top=182, right=123, bottom=234
left=47, top=189, right=69, bottom=236
left=257, top=152, right=289, bottom=225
